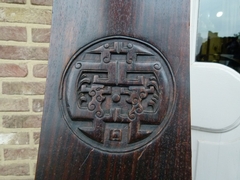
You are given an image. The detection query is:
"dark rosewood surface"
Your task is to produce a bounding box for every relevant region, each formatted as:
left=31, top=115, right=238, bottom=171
left=36, top=0, right=191, bottom=180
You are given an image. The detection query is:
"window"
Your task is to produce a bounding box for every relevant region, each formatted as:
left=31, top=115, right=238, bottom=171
left=196, top=0, right=240, bottom=72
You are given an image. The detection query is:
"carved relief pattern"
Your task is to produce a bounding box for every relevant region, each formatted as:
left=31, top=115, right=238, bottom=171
left=62, top=37, right=175, bottom=151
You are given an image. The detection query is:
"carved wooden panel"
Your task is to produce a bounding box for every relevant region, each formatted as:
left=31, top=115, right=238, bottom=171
left=36, top=0, right=191, bottom=179
left=61, top=36, right=176, bottom=152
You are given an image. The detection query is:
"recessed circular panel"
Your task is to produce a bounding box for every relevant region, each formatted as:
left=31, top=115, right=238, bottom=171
left=60, top=36, right=176, bottom=153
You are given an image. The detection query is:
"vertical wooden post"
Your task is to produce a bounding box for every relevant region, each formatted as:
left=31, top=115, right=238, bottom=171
left=36, top=0, right=191, bottom=179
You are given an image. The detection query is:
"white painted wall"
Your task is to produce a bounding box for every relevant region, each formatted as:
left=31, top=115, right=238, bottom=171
left=190, top=1, right=240, bottom=179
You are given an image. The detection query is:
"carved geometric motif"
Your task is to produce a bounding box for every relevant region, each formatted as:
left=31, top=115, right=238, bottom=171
left=61, top=36, right=176, bottom=152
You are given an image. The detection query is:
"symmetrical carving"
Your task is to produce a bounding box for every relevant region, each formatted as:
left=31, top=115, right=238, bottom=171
left=61, top=37, right=175, bottom=152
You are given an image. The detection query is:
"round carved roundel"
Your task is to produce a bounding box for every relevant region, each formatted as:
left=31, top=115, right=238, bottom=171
left=60, top=36, right=176, bottom=153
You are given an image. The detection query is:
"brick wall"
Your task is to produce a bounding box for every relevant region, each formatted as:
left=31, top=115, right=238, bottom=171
left=0, top=0, right=52, bottom=179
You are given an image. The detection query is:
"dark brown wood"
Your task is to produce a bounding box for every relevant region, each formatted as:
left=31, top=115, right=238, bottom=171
left=36, top=0, right=191, bottom=179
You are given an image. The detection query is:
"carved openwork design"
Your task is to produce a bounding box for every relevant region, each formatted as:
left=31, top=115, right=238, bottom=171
left=61, top=36, right=176, bottom=152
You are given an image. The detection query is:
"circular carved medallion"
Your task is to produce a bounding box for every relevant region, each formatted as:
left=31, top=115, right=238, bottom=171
left=60, top=36, right=176, bottom=152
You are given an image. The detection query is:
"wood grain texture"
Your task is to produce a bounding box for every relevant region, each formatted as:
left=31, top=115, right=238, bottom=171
left=35, top=0, right=191, bottom=179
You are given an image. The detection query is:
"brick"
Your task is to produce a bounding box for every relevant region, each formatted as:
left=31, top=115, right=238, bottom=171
left=33, top=132, right=40, bottom=144
left=32, top=28, right=50, bottom=43
left=0, top=7, right=52, bottom=25
left=0, top=163, right=29, bottom=176
left=0, top=98, right=29, bottom=111
left=33, top=64, right=48, bottom=78
left=9, top=179, right=34, bottom=180
left=32, top=99, right=44, bottom=112
left=0, top=26, right=27, bottom=41
left=4, top=148, right=38, bottom=160
left=31, top=0, right=52, bottom=6
left=0, top=45, right=49, bottom=60
left=2, top=82, right=45, bottom=95
left=33, top=163, right=36, bottom=175
left=0, top=0, right=26, bottom=4
left=2, top=115, right=42, bottom=128
left=0, top=63, right=28, bottom=77
left=0, top=132, right=29, bottom=145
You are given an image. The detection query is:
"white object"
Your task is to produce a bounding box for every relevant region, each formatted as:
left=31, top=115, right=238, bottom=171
left=191, top=1, right=240, bottom=179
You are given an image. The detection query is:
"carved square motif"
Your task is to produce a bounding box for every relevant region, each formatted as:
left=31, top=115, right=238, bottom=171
left=109, top=129, right=122, bottom=141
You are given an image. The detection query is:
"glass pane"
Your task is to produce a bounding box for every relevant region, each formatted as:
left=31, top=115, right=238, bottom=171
left=196, top=0, right=240, bottom=72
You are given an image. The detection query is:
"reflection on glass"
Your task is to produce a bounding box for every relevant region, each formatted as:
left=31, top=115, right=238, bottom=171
left=196, top=0, right=240, bottom=72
